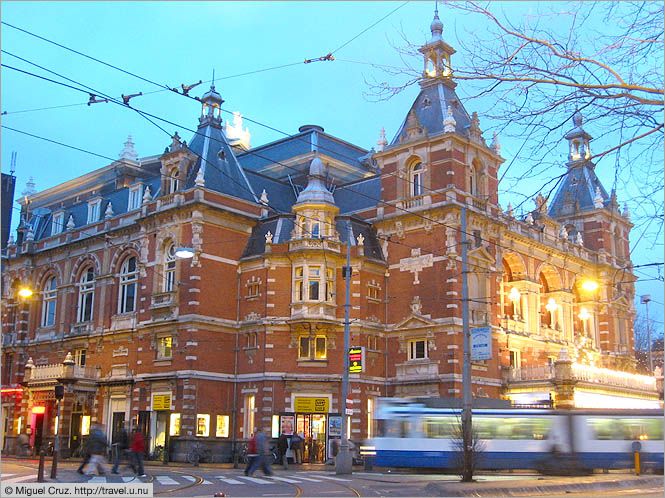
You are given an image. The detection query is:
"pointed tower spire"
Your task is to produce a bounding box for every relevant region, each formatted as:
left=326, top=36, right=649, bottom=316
left=199, top=79, right=224, bottom=128
left=295, top=153, right=336, bottom=206
left=377, top=127, right=388, bottom=151
left=564, top=110, right=592, bottom=166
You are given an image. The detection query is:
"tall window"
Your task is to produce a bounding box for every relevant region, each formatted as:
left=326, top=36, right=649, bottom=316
left=411, top=162, right=423, bottom=196
left=308, top=266, right=320, bottom=300
left=311, top=217, right=320, bottom=238
left=244, top=395, right=255, bottom=438
left=51, top=212, right=65, bottom=236
left=509, top=349, right=521, bottom=369
left=367, top=398, right=374, bottom=439
left=87, top=199, right=101, bottom=224
left=119, top=256, right=138, bottom=314
left=295, top=267, right=304, bottom=301
left=128, top=185, right=142, bottom=211
left=169, top=168, right=179, bottom=194
left=408, top=339, right=427, bottom=360
left=164, top=244, right=176, bottom=292
left=74, top=349, right=86, bottom=367
left=326, top=268, right=335, bottom=301
left=41, top=277, right=57, bottom=327
left=157, top=336, right=173, bottom=359
left=77, top=267, right=95, bottom=322
left=299, top=335, right=327, bottom=360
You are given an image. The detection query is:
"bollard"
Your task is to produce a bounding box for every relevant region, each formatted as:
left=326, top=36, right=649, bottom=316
left=37, top=450, right=45, bottom=482
left=50, top=448, right=58, bottom=478
left=634, top=452, right=640, bottom=475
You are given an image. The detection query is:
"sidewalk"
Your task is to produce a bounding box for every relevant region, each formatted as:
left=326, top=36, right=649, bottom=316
left=422, top=472, right=664, bottom=497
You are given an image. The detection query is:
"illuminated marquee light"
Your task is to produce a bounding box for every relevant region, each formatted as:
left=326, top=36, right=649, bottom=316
left=32, top=406, right=46, bottom=414
left=573, top=390, right=661, bottom=409
left=1, top=388, right=24, bottom=394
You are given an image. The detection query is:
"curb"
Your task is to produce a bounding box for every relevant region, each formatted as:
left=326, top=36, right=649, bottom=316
left=423, top=477, right=664, bottom=497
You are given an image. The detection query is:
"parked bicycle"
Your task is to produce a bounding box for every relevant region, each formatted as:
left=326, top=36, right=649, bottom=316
left=186, top=442, right=211, bottom=465
left=237, top=442, right=250, bottom=464
left=150, top=444, right=165, bottom=461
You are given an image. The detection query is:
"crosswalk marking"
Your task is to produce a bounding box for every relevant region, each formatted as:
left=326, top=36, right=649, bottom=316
left=288, top=475, right=324, bottom=482
left=308, top=474, right=352, bottom=482
left=215, top=476, right=244, bottom=484
left=154, top=475, right=179, bottom=485
left=88, top=477, right=106, bottom=483
left=2, top=475, right=34, bottom=483
left=182, top=476, right=212, bottom=484
left=239, top=476, right=272, bottom=484
left=121, top=477, right=135, bottom=482
left=270, top=476, right=304, bottom=484
left=1, top=474, right=16, bottom=478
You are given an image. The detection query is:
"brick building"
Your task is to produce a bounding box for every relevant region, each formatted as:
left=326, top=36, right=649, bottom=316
left=2, top=11, right=660, bottom=461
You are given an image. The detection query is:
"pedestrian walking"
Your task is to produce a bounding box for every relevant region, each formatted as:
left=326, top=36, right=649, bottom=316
left=244, top=432, right=257, bottom=476
left=290, top=432, right=303, bottom=464
left=83, top=424, right=109, bottom=476
left=277, top=433, right=289, bottom=469
left=246, top=428, right=273, bottom=476
left=129, top=429, right=146, bottom=477
left=76, top=435, right=90, bottom=474
left=111, top=424, right=129, bottom=474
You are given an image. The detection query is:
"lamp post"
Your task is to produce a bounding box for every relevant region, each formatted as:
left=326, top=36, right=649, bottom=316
left=640, top=295, right=653, bottom=373
left=461, top=206, right=473, bottom=482
left=50, top=384, right=64, bottom=478
left=335, top=239, right=353, bottom=475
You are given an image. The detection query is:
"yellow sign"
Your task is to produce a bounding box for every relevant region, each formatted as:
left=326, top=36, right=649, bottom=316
left=153, top=394, right=172, bottom=411
left=294, top=396, right=329, bottom=413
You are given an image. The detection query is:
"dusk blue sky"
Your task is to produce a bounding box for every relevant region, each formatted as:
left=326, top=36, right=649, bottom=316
left=1, top=1, right=662, bottom=329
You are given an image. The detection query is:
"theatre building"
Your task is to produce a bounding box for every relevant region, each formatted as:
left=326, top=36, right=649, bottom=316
left=2, top=10, right=661, bottom=462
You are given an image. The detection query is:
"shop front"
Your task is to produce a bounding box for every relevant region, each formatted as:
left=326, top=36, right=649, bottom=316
left=278, top=395, right=332, bottom=463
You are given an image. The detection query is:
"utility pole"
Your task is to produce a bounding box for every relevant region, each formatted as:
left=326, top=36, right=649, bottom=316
left=335, top=239, right=353, bottom=475
left=640, top=295, right=653, bottom=374
left=461, top=206, right=473, bottom=482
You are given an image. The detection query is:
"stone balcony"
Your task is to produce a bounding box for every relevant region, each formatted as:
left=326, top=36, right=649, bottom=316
left=150, top=291, right=176, bottom=309
left=25, top=363, right=97, bottom=383
left=288, top=237, right=342, bottom=253
left=396, top=194, right=431, bottom=210
left=395, top=359, right=440, bottom=381
left=69, top=322, right=94, bottom=337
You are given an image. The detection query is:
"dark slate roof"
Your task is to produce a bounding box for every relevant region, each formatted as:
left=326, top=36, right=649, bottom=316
left=244, top=170, right=297, bottom=215
left=237, top=128, right=370, bottom=183
left=241, top=214, right=384, bottom=262
left=185, top=122, right=257, bottom=203
left=389, top=82, right=472, bottom=146
left=20, top=176, right=161, bottom=244
left=548, top=163, right=610, bottom=218
left=333, top=176, right=381, bottom=214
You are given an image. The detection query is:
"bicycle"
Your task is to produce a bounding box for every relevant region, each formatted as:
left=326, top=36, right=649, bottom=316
left=150, top=445, right=165, bottom=461
left=186, top=442, right=211, bottom=465
left=237, top=443, right=250, bottom=464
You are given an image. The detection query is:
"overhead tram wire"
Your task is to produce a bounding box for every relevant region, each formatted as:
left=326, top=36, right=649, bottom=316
left=0, top=64, right=567, bottom=277
left=2, top=56, right=619, bottom=273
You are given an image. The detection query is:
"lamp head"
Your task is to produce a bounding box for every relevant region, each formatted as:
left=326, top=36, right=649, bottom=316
left=174, top=247, right=195, bottom=259
left=18, top=287, right=33, bottom=298
left=581, top=280, right=599, bottom=292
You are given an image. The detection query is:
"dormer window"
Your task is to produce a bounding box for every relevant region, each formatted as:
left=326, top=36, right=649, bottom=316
left=411, top=162, right=423, bottom=197
left=87, top=199, right=102, bottom=224
left=311, top=217, right=320, bottom=238
left=128, top=184, right=143, bottom=211
left=168, top=168, right=179, bottom=194
left=51, top=212, right=65, bottom=236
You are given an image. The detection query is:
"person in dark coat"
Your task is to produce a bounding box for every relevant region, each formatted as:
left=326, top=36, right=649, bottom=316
left=246, top=429, right=273, bottom=476
left=111, top=424, right=129, bottom=474
left=83, top=424, right=109, bottom=476
left=277, top=433, right=289, bottom=469
left=290, top=432, right=303, bottom=464
left=76, top=435, right=91, bottom=474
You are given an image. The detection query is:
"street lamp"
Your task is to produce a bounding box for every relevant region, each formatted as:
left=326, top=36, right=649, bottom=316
left=174, top=247, right=195, bottom=259
left=50, top=384, right=65, bottom=478
left=581, top=280, right=599, bottom=292
left=18, top=287, right=33, bottom=298
left=640, top=295, right=653, bottom=374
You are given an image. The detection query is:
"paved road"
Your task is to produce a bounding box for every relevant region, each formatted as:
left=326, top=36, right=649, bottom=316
left=2, top=459, right=662, bottom=497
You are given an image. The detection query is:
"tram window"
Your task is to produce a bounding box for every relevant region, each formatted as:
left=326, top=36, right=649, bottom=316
left=424, top=416, right=457, bottom=439
left=589, top=418, right=664, bottom=441
left=477, top=417, right=551, bottom=440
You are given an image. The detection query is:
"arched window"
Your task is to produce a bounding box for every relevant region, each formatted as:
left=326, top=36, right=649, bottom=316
left=311, top=217, right=320, bottom=238
left=41, top=276, right=57, bottom=327
left=119, top=256, right=138, bottom=314
left=77, top=267, right=95, bottom=323
left=169, top=168, right=179, bottom=194
left=411, top=162, right=423, bottom=197
left=469, top=160, right=482, bottom=197
left=164, top=244, right=176, bottom=292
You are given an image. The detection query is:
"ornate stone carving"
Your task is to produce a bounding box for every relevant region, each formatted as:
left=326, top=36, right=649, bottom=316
left=399, top=248, right=434, bottom=284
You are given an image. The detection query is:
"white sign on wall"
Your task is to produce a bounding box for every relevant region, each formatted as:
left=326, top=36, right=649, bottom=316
left=471, top=327, right=492, bottom=361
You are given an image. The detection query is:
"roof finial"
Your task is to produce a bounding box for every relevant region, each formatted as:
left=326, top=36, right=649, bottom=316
left=212, top=68, right=215, bottom=89
left=430, top=1, right=443, bottom=41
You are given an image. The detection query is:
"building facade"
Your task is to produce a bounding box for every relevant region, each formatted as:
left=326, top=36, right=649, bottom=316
left=2, top=11, right=660, bottom=462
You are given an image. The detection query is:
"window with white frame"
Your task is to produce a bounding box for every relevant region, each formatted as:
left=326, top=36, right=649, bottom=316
left=157, top=336, right=173, bottom=359
left=41, top=276, right=57, bottom=327
left=367, top=281, right=381, bottom=300
left=246, top=331, right=258, bottom=349
left=294, top=265, right=334, bottom=302
left=87, top=199, right=102, bottom=224
left=243, top=395, right=255, bottom=438
left=169, top=168, right=179, bottom=194
left=128, top=185, right=143, bottom=211
left=77, top=267, right=95, bottom=322
left=407, top=339, right=427, bottom=360
left=164, top=244, right=176, bottom=292
left=74, top=349, right=86, bottom=367
left=509, top=349, right=521, bottom=369
left=294, top=267, right=304, bottom=301
left=308, top=266, right=320, bottom=300
left=51, top=212, right=65, bottom=236
left=326, top=268, right=334, bottom=301
left=118, top=256, right=138, bottom=314
left=411, top=162, right=423, bottom=197
left=367, top=398, right=375, bottom=439
left=299, top=335, right=327, bottom=360
left=311, top=217, right=320, bottom=238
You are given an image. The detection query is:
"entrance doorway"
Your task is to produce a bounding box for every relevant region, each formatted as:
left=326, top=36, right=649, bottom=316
left=295, top=413, right=327, bottom=463
left=70, top=413, right=82, bottom=454
left=31, top=412, right=45, bottom=453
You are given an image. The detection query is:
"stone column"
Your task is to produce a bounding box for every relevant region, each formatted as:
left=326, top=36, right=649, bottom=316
left=552, top=347, right=576, bottom=409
